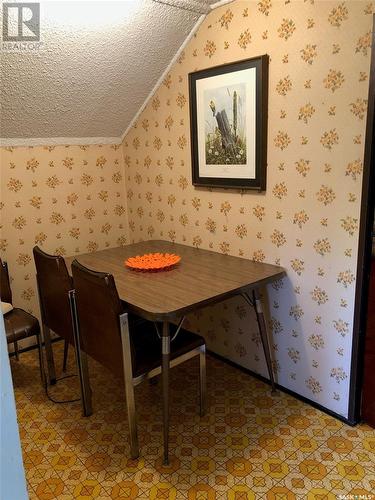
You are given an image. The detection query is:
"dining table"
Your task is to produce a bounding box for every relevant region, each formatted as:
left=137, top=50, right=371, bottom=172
left=65, top=239, right=286, bottom=464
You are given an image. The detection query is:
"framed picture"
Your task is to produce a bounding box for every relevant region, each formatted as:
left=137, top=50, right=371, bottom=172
left=189, top=55, right=268, bottom=191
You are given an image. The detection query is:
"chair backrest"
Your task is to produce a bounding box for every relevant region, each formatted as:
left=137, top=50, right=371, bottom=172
left=71, top=259, right=126, bottom=379
left=0, top=259, right=12, bottom=304
left=33, top=246, right=74, bottom=343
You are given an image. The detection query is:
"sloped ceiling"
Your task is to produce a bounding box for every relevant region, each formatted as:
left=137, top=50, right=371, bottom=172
left=0, top=0, right=217, bottom=141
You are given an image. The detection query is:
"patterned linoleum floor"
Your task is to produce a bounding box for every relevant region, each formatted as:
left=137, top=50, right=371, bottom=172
left=11, top=342, right=375, bottom=499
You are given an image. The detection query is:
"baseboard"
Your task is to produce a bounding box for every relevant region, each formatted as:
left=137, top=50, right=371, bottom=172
left=8, top=339, right=356, bottom=426
left=207, top=350, right=357, bottom=427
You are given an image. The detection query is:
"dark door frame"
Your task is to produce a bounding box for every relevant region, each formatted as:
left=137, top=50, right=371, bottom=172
left=348, top=15, right=375, bottom=424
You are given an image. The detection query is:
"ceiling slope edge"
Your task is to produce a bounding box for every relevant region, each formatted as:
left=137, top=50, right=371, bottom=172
left=121, top=0, right=233, bottom=143
left=120, top=12, right=206, bottom=143
left=0, top=0, right=233, bottom=147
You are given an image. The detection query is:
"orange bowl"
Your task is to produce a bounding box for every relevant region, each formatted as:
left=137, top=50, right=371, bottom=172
left=125, top=252, right=181, bottom=271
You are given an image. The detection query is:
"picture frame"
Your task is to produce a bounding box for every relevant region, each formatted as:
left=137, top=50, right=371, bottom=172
left=189, top=55, right=269, bottom=191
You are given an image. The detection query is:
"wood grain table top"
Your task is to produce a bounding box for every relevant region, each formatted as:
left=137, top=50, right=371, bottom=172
left=65, top=240, right=286, bottom=321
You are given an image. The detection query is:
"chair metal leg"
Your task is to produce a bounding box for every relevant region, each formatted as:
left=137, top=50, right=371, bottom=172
left=199, top=345, right=207, bottom=417
left=119, top=312, right=139, bottom=459
left=36, top=333, right=46, bottom=387
left=69, top=290, right=92, bottom=417
left=14, top=341, right=19, bottom=361
left=252, top=287, right=276, bottom=393
left=62, top=340, right=69, bottom=372
left=42, top=325, right=56, bottom=385
left=35, top=276, right=56, bottom=385
left=162, top=321, right=170, bottom=465
left=80, top=350, right=92, bottom=416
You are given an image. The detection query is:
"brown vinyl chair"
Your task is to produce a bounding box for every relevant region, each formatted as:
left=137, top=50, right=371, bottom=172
left=33, top=246, right=75, bottom=384
left=1, top=259, right=45, bottom=383
left=70, top=259, right=206, bottom=459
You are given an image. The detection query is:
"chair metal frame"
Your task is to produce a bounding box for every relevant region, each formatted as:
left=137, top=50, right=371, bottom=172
left=68, top=289, right=206, bottom=459
left=35, top=277, right=59, bottom=385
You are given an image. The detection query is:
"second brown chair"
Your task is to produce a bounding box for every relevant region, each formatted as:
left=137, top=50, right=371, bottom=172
left=33, top=246, right=75, bottom=384
left=70, top=259, right=206, bottom=459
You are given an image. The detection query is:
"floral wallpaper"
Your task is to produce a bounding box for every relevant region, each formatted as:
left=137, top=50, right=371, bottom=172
left=122, top=0, right=373, bottom=417
left=0, top=1, right=372, bottom=419
left=0, top=144, right=128, bottom=327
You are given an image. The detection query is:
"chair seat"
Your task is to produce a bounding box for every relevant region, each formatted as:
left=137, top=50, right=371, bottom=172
left=131, top=321, right=204, bottom=377
left=4, top=308, right=40, bottom=343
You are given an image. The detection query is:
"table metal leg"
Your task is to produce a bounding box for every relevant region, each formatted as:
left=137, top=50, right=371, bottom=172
left=242, top=289, right=276, bottom=392
left=199, top=345, right=207, bottom=416
left=252, top=288, right=276, bottom=393
left=162, top=321, right=170, bottom=465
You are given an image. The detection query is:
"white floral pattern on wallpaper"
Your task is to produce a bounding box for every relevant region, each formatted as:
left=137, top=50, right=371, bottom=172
left=0, top=145, right=128, bottom=320
left=122, top=0, right=373, bottom=417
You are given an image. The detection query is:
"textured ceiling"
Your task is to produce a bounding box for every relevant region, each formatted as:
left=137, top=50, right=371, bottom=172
left=0, top=0, right=217, bottom=140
